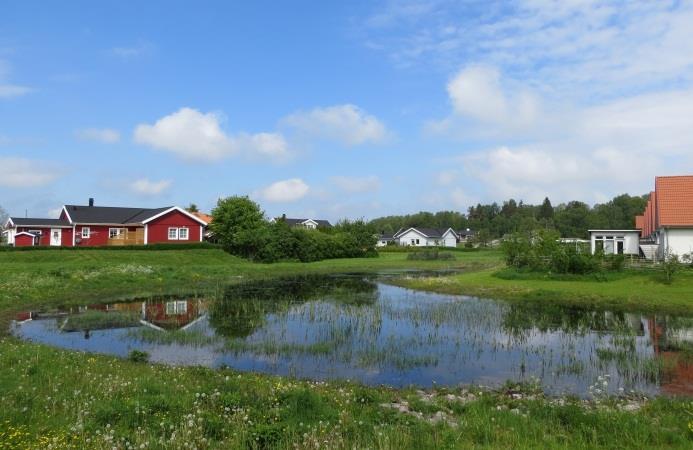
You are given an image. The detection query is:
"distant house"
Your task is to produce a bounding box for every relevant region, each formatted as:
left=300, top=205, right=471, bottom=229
left=456, top=228, right=476, bottom=243
left=273, top=215, right=332, bottom=229
left=393, top=227, right=458, bottom=247
left=376, top=232, right=395, bottom=247
left=3, top=198, right=208, bottom=247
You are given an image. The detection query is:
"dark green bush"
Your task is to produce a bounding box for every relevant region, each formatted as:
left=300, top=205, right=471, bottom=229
left=406, top=249, right=455, bottom=261
left=502, top=230, right=601, bottom=275
left=127, top=350, right=149, bottom=363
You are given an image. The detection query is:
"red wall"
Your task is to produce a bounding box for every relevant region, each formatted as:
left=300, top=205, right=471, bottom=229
left=147, top=210, right=202, bottom=244
left=75, top=225, right=111, bottom=246
left=15, top=233, right=36, bottom=247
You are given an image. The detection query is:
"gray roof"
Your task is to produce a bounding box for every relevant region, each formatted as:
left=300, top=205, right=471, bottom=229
left=63, top=205, right=172, bottom=224
left=282, top=217, right=332, bottom=228
left=395, top=227, right=456, bottom=238
left=378, top=233, right=395, bottom=240
left=457, top=229, right=475, bottom=236
left=10, top=217, right=71, bottom=227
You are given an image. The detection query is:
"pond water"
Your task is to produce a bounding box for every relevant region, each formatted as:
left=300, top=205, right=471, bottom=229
left=11, top=273, right=693, bottom=397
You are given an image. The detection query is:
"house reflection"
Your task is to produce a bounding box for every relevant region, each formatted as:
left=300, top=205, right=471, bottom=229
left=112, top=299, right=208, bottom=330
left=649, top=316, right=693, bottom=396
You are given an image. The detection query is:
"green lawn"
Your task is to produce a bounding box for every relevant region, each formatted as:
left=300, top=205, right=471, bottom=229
left=1, top=248, right=692, bottom=449
left=392, top=266, right=693, bottom=315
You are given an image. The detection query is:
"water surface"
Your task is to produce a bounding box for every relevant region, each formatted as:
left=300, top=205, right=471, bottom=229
left=12, top=274, right=693, bottom=397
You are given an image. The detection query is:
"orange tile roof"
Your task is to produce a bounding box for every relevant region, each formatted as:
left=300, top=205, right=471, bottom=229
left=635, top=215, right=644, bottom=230
left=655, top=176, right=693, bottom=227
left=191, top=212, right=213, bottom=224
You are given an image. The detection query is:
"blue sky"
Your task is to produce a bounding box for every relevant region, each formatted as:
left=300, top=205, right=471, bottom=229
left=2, top=1, right=693, bottom=221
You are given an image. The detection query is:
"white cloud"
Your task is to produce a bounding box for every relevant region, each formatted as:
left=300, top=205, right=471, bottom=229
left=330, top=175, right=380, bottom=193
left=0, top=59, right=32, bottom=99
left=0, top=157, right=61, bottom=187
left=134, top=107, right=290, bottom=162
left=112, top=41, right=154, bottom=58
left=135, top=108, right=234, bottom=161
left=234, top=132, right=290, bottom=160
left=257, top=178, right=309, bottom=203
left=364, top=1, right=693, bottom=98
left=129, top=178, right=172, bottom=196
left=283, top=104, right=388, bottom=146
left=75, top=128, right=121, bottom=143
left=446, top=65, right=539, bottom=128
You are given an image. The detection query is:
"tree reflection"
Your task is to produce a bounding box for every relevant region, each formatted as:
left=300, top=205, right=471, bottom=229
left=209, top=275, right=378, bottom=338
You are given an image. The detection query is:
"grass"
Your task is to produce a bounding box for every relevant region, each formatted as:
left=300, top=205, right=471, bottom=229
left=1, top=248, right=692, bottom=448
left=392, top=265, right=693, bottom=315
left=1, top=339, right=692, bottom=449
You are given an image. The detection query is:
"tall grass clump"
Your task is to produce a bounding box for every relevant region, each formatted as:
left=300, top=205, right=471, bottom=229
left=406, top=249, right=455, bottom=261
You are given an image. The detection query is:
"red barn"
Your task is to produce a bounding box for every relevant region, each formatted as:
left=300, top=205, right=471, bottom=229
left=3, top=199, right=208, bottom=247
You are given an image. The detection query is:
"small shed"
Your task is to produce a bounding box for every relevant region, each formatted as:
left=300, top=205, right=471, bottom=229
left=14, top=232, right=37, bottom=247
left=588, top=230, right=641, bottom=255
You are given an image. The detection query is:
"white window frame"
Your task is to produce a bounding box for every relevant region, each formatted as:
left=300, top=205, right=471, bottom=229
left=81, top=227, right=90, bottom=238
left=168, top=227, right=179, bottom=240
left=109, top=228, right=125, bottom=239
left=28, top=229, right=43, bottom=236
left=178, top=227, right=189, bottom=240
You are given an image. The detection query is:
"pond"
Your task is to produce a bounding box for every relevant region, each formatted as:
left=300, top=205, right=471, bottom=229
left=11, top=273, right=693, bottom=397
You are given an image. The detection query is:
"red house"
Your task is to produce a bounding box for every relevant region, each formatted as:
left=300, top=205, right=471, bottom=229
left=3, top=199, right=208, bottom=247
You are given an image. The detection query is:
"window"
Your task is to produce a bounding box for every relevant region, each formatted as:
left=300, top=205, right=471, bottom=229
left=165, top=301, right=188, bottom=315
left=168, top=227, right=178, bottom=240
left=109, top=228, right=124, bottom=239
left=81, top=227, right=90, bottom=238
left=28, top=229, right=42, bottom=236
left=415, top=239, right=420, bottom=245
left=178, top=228, right=189, bottom=240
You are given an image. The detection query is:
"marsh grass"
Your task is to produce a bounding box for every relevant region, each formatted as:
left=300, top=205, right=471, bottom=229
left=61, top=310, right=140, bottom=332
left=1, top=338, right=691, bottom=449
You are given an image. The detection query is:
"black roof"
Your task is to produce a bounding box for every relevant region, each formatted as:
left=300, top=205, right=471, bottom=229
left=457, top=229, right=475, bottom=236
left=9, top=217, right=71, bottom=227
left=378, top=233, right=395, bottom=240
left=64, top=205, right=172, bottom=224
left=282, top=217, right=332, bottom=228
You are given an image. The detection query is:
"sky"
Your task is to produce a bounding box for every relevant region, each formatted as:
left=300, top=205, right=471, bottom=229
left=2, top=0, right=693, bottom=221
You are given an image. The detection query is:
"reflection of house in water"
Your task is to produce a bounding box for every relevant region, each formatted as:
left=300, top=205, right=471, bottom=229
left=649, top=317, right=693, bottom=396
left=135, top=299, right=207, bottom=330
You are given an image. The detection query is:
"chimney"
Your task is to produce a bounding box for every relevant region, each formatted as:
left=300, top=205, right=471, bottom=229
left=88, top=198, right=94, bottom=207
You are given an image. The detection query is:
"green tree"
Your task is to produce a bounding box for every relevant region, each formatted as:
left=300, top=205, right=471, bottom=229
left=554, top=201, right=591, bottom=238
left=186, top=203, right=199, bottom=213
left=0, top=205, right=7, bottom=244
left=538, top=197, right=554, bottom=220
left=210, top=196, right=267, bottom=258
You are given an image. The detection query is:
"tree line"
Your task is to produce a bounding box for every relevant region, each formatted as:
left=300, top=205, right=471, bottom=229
left=210, top=196, right=377, bottom=263
left=369, top=193, right=648, bottom=239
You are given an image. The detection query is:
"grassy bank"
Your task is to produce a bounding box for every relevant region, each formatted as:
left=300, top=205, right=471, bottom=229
left=1, top=248, right=692, bottom=448
left=1, top=339, right=691, bottom=449
left=392, top=266, right=693, bottom=315
left=0, top=248, right=494, bottom=331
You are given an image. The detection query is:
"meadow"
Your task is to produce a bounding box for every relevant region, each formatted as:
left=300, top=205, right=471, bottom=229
left=1, top=248, right=692, bottom=449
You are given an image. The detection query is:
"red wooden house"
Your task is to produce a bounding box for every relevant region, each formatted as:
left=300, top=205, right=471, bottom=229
left=3, top=198, right=208, bottom=247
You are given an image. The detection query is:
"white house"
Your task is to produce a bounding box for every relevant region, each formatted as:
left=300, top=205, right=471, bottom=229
left=393, top=227, right=458, bottom=247
left=273, top=216, right=332, bottom=229
left=376, top=232, right=395, bottom=247
left=588, top=230, right=641, bottom=255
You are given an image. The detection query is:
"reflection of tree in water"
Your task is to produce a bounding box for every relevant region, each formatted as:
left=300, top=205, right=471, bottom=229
left=502, top=303, right=645, bottom=338
left=209, top=275, right=378, bottom=338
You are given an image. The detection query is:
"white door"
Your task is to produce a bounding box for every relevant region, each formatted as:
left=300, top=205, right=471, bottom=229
left=50, top=228, right=61, bottom=246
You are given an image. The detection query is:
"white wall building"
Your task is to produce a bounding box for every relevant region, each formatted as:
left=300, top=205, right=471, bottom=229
left=393, top=227, right=458, bottom=247
left=588, top=230, right=641, bottom=255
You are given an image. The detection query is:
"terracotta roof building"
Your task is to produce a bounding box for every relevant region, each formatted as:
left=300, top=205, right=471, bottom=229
left=634, top=175, right=693, bottom=259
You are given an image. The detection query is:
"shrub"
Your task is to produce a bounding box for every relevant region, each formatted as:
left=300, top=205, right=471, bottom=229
left=127, top=350, right=149, bottom=363
left=407, top=249, right=455, bottom=261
